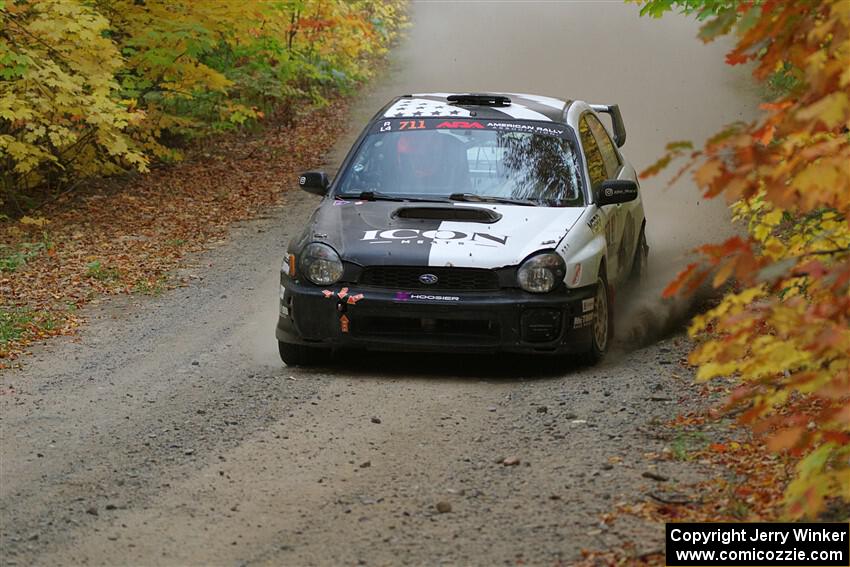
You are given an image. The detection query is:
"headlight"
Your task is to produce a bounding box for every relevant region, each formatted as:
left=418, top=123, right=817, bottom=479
left=517, top=252, right=566, bottom=293
left=299, top=243, right=343, bottom=285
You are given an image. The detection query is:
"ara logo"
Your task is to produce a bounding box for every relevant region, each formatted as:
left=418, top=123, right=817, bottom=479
left=362, top=229, right=509, bottom=246
left=436, top=121, right=484, bottom=129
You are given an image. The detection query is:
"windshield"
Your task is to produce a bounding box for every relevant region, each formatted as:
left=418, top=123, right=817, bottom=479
left=335, top=119, right=584, bottom=207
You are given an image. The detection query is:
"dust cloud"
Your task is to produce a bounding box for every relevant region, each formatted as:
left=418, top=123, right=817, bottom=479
left=614, top=251, right=719, bottom=352
left=328, top=1, right=761, bottom=346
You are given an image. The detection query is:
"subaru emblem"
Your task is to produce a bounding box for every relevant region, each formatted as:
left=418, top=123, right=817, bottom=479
left=418, top=273, right=439, bottom=285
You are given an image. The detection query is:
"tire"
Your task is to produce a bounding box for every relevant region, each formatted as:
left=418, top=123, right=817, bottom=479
left=630, top=224, right=649, bottom=283
left=278, top=340, right=328, bottom=367
left=585, top=270, right=612, bottom=364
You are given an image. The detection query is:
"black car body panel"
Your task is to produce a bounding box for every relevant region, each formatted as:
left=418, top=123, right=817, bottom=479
left=277, top=275, right=596, bottom=354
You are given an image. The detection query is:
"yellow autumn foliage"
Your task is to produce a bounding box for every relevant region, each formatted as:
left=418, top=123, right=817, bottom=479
left=0, top=0, right=148, bottom=195
left=0, top=0, right=406, bottom=207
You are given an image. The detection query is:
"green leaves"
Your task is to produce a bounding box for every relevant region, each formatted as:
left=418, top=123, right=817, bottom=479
left=635, top=0, right=740, bottom=21
left=0, top=47, right=30, bottom=79
left=697, top=7, right=738, bottom=42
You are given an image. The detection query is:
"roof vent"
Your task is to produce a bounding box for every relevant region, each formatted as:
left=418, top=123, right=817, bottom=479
left=447, top=93, right=511, bottom=107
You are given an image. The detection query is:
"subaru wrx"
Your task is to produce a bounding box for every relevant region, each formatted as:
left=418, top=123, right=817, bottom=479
left=277, top=93, right=648, bottom=366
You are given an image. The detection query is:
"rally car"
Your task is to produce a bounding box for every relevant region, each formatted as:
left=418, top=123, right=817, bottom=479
left=276, top=93, right=648, bottom=366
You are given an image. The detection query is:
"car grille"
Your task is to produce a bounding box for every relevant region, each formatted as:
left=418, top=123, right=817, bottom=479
left=358, top=266, right=499, bottom=291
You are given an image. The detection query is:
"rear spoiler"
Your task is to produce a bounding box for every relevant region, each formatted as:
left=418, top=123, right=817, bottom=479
left=589, top=104, right=626, bottom=148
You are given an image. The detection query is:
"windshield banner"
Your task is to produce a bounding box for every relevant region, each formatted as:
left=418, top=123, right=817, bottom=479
left=371, top=118, right=568, bottom=138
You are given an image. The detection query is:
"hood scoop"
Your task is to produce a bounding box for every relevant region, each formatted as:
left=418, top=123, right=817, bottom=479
left=393, top=206, right=502, bottom=223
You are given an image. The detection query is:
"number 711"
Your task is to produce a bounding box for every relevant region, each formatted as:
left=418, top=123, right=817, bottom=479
left=399, top=120, right=425, bottom=130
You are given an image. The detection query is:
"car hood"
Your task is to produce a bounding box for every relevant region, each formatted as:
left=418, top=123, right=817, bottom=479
left=307, top=200, right=585, bottom=269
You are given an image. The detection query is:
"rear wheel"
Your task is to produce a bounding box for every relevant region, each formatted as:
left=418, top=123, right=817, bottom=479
left=278, top=341, right=328, bottom=367
left=585, top=271, right=611, bottom=364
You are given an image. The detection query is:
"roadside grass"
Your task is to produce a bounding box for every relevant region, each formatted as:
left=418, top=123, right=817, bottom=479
left=0, top=233, right=52, bottom=272
left=0, top=306, right=78, bottom=361
left=724, top=497, right=752, bottom=519
left=85, top=260, right=121, bottom=282
left=0, top=308, right=34, bottom=344
left=670, top=430, right=708, bottom=461
left=133, top=276, right=168, bottom=296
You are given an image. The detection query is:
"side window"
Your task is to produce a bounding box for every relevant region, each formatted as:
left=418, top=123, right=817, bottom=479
left=586, top=114, right=620, bottom=178
left=578, top=116, right=606, bottom=188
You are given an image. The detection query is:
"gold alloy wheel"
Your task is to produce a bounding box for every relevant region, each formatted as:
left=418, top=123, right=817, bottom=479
left=593, top=277, right=609, bottom=352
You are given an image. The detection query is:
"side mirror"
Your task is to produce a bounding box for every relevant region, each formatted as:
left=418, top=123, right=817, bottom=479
left=596, top=179, right=638, bottom=206
left=299, top=171, right=329, bottom=196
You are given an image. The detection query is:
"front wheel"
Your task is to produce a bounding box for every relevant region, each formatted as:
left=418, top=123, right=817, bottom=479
left=278, top=341, right=328, bottom=367
left=585, top=273, right=611, bottom=364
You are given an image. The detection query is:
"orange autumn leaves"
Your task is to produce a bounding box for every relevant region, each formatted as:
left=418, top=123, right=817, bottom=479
left=639, top=0, right=850, bottom=518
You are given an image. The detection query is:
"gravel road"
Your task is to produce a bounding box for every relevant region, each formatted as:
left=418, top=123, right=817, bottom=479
left=1, top=3, right=759, bottom=565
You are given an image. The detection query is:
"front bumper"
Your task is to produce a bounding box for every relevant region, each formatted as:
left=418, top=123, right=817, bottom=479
left=276, top=274, right=598, bottom=355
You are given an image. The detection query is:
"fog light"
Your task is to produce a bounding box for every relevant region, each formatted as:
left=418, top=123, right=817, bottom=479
left=521, top=309, right=562, bottom=342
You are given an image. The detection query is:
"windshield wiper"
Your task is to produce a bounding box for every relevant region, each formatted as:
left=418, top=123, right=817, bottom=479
left=448, top=193, right=539, bottom=207
left=337, top=191, right=448, bottom=203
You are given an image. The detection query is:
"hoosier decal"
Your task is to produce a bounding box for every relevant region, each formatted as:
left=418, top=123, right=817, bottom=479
left=395, top=291, right=460, bottom=302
